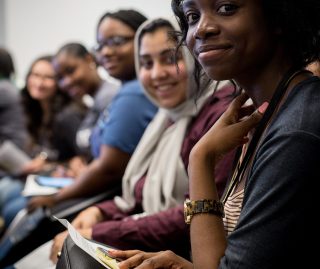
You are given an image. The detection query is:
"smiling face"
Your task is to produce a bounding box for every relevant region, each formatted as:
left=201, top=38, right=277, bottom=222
left=27, top=60, right=57, bottom=101
left=182, top=0, right=277, bottom=83
left=52, top=52, right=96, bottom=99
left=95, top=17, right=136, bottom=81
left=138, top=27, right=188, bottom=109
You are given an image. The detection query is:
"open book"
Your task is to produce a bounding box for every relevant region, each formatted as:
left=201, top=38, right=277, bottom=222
left=54, top=216, right=119, bottom=269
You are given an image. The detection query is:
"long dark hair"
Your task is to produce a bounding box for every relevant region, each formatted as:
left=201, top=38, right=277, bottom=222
left=21, top=55, right=71, bottom=147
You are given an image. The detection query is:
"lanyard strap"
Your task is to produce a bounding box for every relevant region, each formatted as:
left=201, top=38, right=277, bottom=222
left=222, top=67, right=311, bottom=203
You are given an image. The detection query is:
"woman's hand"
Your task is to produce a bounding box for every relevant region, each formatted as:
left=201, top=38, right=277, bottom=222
left=20, top=157, right=47, bottom=175
left=50, top=230, right=69, bottom=264
left=27, top=195, right=57, bottom=212
left=71, top=206, right=104, bottom=229
left=51, top=156, right=87, bottom=178
left=51, top=164, right=74, bottom=178
left=190, top=93, right=267, bottom=163
left=67, top=156, right=88, bottom=178
left=107, top=249, right=193, bottom=269
left=50, top=228, right=93, bottom=264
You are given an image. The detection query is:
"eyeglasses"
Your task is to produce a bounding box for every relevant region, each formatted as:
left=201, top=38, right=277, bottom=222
left=29, top=72, right=56, bottom=82
left=93, top=36, right=134, bottom=52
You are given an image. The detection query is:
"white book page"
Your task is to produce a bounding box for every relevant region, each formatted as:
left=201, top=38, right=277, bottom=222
left=22, top=174, right=58, bottom=197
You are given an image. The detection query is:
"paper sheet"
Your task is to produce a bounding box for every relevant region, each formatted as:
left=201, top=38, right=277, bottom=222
left=54, top=216, right=119, bottom=269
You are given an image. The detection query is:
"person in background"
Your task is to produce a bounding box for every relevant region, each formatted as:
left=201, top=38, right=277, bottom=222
left=1, top=44, right=119, bottom=235
left=20, top=55, right=73, bottom=173
left=109, top=0, right=320, bottom=268
left=0, top=47, right=27, bottom=158
left=0, top=55, right=74, bottom=228
left=2, top=43, right=120, bottom=218
left=26, top=9, right=157, bottom=212
left=0, top=9, right=156, bottom=267
left=0, top=47, right=27, bottom=234
left=51, top=42, right=119, bottom=164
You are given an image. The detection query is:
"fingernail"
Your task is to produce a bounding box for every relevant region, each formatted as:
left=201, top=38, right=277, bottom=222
left=258, top=102, right=269, bottom=114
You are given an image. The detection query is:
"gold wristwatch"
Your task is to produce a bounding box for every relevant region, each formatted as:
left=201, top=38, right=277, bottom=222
left=184, top=199, right=225, bottom=225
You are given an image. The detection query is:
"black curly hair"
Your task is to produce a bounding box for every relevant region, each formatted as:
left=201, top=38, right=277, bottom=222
left=171, top=0, right=320, bottom=87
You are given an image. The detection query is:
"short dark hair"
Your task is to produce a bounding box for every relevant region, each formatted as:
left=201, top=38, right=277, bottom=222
left=56, top=42, right=89, bottom=59
left=97, top=9, right=147, bottom=40
left=0, top=47, right=15, bottom=79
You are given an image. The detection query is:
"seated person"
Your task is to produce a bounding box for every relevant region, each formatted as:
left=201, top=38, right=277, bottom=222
left=50, top=42, right=119, bottom=163
left=48, top=18, right=235, bottom=264
left=26, top=9, right=157, bottom=212
left=0, top=47, right=28, bottom=174
left=0, top=47, right=28, bottom=233
left=20, top=55, right=76, bottom=173
left=0, top=9, right=157, bottom=267
left=0, top=49, right=118, bottom=226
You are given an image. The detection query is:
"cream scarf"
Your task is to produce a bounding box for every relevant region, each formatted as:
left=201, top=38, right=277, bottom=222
left=114, top=89, right=213, bottom=214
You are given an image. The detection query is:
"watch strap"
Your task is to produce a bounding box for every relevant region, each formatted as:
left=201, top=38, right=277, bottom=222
left=184, top=199, right=224, bottom=225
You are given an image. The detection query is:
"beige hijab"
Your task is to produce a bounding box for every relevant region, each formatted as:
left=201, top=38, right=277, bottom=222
left=114, top=17, right=215, bottom=215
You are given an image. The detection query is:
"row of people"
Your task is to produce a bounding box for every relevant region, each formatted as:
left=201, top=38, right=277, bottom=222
left=2, top=0, right=320, bottom=267
left=47, top=1, right=320, bottom=269
left=104, top=0, right=320, bottom=268
left=8, top=17, right=236, bottom=269
left=48, top=17, right=235, bottom=263
left=0, top=9, right=158, bottom=265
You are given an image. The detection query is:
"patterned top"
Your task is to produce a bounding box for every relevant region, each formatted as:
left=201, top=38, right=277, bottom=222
left=223, top=188, right=244, bottom=235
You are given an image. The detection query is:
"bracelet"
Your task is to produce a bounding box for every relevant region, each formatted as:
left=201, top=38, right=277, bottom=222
left=184, top=199, right=224, bottom=225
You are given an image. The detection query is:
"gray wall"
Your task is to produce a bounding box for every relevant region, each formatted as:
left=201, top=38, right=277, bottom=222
left=3, top=0, right=173, bottom=85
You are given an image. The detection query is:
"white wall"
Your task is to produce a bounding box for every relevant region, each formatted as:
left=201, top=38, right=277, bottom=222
left=0, top=0, right=5, bottom=45
left=4, top=0, right=173, bottom=85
